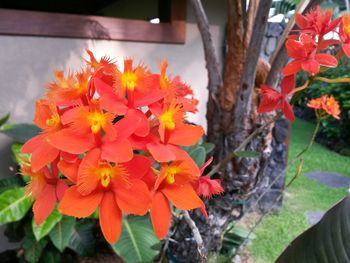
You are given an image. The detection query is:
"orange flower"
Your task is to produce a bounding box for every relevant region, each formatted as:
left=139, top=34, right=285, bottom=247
left=21, top=100, right=61, bottom=171
left=339, top=15, right=350, bottom=57
left=21, top=158, right=68, bottom=224
left=47, top=70, right=91, bottom=105
left=150, top=147, right=203, bottom=239
left=307, top=95, right=340, bottom=119
left=59, top=149, right=151, bottom=244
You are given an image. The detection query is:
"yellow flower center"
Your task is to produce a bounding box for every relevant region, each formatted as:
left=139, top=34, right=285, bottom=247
left=122, top=72, right=137, bottom=91
left=46, top=114, right=60, bottom=127
left=160, top=110, right=176, bottom=130
left=165, top=166, right=180, bottom=184
left=99, top=167, right=113, bottom=188
left=88, top=111, right=107, bottom=134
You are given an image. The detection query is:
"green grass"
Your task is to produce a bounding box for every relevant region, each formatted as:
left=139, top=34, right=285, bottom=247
left=249, top=118, right=350, bottom=263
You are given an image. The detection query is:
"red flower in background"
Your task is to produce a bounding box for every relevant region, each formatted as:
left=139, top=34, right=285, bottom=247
left=257, top=75, right=296, bottom=121
left=295, top=6, right=340, bottom=37
left=282, top=34, right=338, bottom=76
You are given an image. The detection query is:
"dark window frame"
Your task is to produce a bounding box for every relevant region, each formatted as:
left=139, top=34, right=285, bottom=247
left=0, top=0, right=186, bottom=44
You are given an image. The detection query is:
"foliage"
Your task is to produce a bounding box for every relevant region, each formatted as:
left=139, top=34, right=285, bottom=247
left=250, top=119, right=350, bottom=262
left=277, top=194, right=350, bottom=262
left=296, top=58, right=350, bottom=153
left=111, top=215, right=159, bottom=263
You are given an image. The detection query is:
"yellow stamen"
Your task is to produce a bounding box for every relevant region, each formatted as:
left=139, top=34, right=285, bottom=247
left=46, top=114, right=60, bottom=127
left=165, top=166, right=179, bottom=185
left=88, top=111, right=106, bottom=134
left=99, top=168, right=113, bottom=188
left=160, top=110, right=176, bottom=130
left=122, top=72, right=137, bottom=91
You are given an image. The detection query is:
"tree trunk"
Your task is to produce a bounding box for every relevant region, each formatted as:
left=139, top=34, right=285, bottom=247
left=169, top=0, right=323, bottom=262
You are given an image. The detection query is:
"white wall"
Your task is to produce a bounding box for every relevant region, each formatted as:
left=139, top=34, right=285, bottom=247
left=0, top=0, right=226, bottom=128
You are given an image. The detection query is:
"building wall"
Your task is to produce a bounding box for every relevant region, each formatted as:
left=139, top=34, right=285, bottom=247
left=0, top=1, right=226, bottom=251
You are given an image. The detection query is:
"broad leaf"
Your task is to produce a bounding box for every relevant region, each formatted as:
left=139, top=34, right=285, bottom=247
left=32, top=208, right=62, bottom=241
left=68, top=220, right=96, bottom=256
left=202, top=142, right=215, bottom=154
left=0, top=123, right=41, bottom=143
left=112, top=215, right=159, bottom=263
left=23, top=234, right=48, bottom=263
left=0, top=188, right=32, bottom=224
left=234, top=151, right=261, bottom=158
left=277, top=194, right=350, bottom=262
left=40, top=248, right=61, bottom=263
left=0, top=175, right=23, bottom=194
left=11, top=143, right=29, bottom=164
left=189, top=146, right=206, bottom=167
left=49, top=216, right=76, bottom=252
left=0, top=113, right=10, bottom=127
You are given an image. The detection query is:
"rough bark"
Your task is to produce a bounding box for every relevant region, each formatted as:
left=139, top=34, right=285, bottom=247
left=170, top=0, right=324, bottom=262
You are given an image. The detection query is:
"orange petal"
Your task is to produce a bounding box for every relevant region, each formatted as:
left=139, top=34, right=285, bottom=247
left=31, top=142, right=60, bottom=172
left=168, top=124, right=204, bottom=146
left=55, top=180, right=68, bottom=201
left=150, top=191, right=171, bottom=239
left=77, top=149, right=101, bottom=195
left=33, top=184, right=57, bottom=225
left=58, top=159, right=80, bottom=183
left=47, top=128, right=95, bottom=154
left=146, top=142, right=175, bottom=162
left=115, top=179, right=151, bottom=215
left=99, top=192, right=122, bottom=244
left=101, top=139, right=133, bottom=163
left=162, top=184, right=203, bottom=210
left=122, top=155, right=152, bottom=179
left=21, top=134, right=45, bottom=154
left=59, top=186, right=103, bottom=218
left=100, top=93, right=128, bottom=115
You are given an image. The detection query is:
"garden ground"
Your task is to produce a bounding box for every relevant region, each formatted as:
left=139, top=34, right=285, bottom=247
left=248, top=118, right=350, bottom=263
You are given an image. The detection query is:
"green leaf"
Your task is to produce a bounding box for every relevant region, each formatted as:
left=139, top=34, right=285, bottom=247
left=234, top=151, right=260, bottom=158
left=40, top=248, right=61, bottom=263
left=23, top=235, right=48, bottom=263
left=202, top=142, right=215, bottom=154
left=0, top=123, right=41, bottom=143
left=0, top=113, right=10, bottom=127
left=11, top=143, right=29, bottom=165
left=277, top=194, right=350, bottom=262
left=0, top=188, right=32, bottom=224
left=32, top=208, right=62, bottom=241
left=68, top=220, right=96, bottom=256
left=111, top=215, right=159, bottom=263
left=0, top=175, right=23, bottom=194
left=189, top=146, right=206, bottom=167
left=49, top=216, right=76, bottom=252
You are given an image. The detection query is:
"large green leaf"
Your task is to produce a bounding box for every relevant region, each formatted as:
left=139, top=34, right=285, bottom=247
left=49, top=216, right=76, bottom=252
left=277, top=194, right=350, bottom=262
left=0, top=188, right=32, bottom=224
left=0, top=123, right=41, bottom=143
left=32, top=208, right=62, bottom=241
left=111, top=215, right=159, bottom=263
left=23, top=234, right=48, bottom=263
left=189, top=146, right=206, bottom=167
left=0, top=175, right=23, bottom=194
left=68, top=220, right=96, bottom=256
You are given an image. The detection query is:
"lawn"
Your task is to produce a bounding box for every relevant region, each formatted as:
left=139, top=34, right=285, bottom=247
left=248, top=118, right=350, bottom=263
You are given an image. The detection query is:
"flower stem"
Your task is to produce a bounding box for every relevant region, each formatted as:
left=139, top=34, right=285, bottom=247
left=314, top=76, right=350, bottom=84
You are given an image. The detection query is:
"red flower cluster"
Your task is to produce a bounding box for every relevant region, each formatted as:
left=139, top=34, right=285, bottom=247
left=21, top=51, right=223, bottom=244
left=258, top=6, right=347, bottom=121
left=307, top=95, right=341, bottom=119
